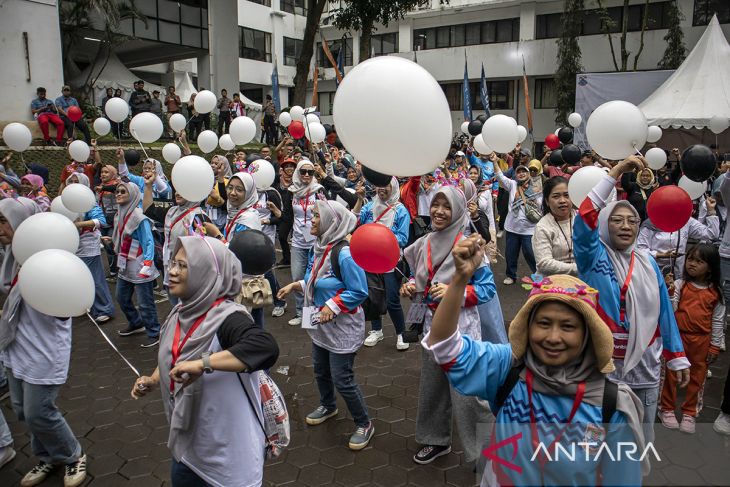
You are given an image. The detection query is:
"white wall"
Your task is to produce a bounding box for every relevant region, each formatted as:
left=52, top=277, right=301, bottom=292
left=0, top=0, right=65, bottom=120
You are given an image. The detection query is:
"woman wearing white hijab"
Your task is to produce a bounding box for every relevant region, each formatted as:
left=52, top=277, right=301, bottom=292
left=132, top=236, right=279, bottom=487
left=573, top=155, right=690, bottom=449
left=278, top=200, right=373, bottom=451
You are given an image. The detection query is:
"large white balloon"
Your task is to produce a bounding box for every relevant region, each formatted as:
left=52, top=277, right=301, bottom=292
left=68, top=140, right=90, bottom=162
left=248, top=159, right=276, bottom=190
left=278, top=112, right=292, bottom=127
left=305, top=113, right=320, bottom=126
left=516, top=125, right=528, bottom=143
left=19, top=249, right=94, bottom=317
left=482, top=114, right=518, bottom=153
left=162, top=143, right=182, bottom=164
left=61, top=183, right=96, bottom=213
left=229, top=116, right=257, bottom=145
left=290, top=106, right=305, bottom=121
left=645, top=147, right=667, bottom=170
left=709, top=115, right=730, bottom=135
left=92, top=117, right=111, bottom=136
left=305, top=122, right=327, bottom=143
left=194, top=90, right=217, bottom=114
left=585, top=101, right=647, bottom=160
left=129, top=112, right=164, bottom=143
left=568, top=166, right=606, bottom=207
left=197, top=130, right=218, bottom=154
left=568, top=113, right=582, bottom=128
left=169, top=113, right=187, bottom=132
left=172, top=155, right=215, bottom=202
left=2, top=123, right=32, bottom=152
left=104, top=97, right=129, bottom=123
left=12, top=213, right=80, bottom=265
left=461, top=121, right=470, bottom=135
left=473, top=134, right=493, bottom=155
left=219, top=134, right=235, bottom=151
left=679, top=176, right=706, bottom=200
left=646, top=125, right=662, bottom=143
left=50, top=196, right=80, bottom=221
left=333, top=56, right=451, bottom=177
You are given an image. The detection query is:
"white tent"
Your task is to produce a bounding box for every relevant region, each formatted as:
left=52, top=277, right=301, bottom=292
left=175, top=71, right=197, bottom=104
left=639, top=15, right=730, bottom=130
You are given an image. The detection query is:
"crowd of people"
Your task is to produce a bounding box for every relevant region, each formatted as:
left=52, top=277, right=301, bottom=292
left=0, top=114, right=729, bottom=486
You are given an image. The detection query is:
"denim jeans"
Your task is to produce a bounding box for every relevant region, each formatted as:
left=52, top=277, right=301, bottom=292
left=6, top=369, right=82, bottom=464
left=632, top=386, right=659, bottom=446
left=478, top=294, right=508, bottom=344
left=81, top=255, right=115, bottom=318
left=251, top=308, right=264, bottom=329
left=171, top=458, right=208, bottom=487
left=311, top=343, right=370, bottom=427
left=370, top=271, right=405, bottom=335
left=116, top=278, right=160, bottom=337
left=290, top=246, right=311, bottom=317
left=505, top=231, right=536, bottom=279
left=265, top=269, right=285, bottom=307
left=0, top=407, right=11, bottom=449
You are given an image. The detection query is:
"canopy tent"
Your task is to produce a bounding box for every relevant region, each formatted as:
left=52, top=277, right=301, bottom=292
left=174, top=71, right=197, bottom=104
left=639, top=15, right=730, bottom=130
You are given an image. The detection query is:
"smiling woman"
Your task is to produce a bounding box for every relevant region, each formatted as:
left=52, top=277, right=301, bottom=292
left=532, top=176, right=578, bottom=276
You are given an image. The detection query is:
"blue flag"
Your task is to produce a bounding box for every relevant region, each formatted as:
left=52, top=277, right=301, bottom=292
left=336, top=41, right=345, bottom=87
left=271, top=56, right=281, bottom=113
left=463, top=53, right=472, bottom=122
left=480, top=63, right=491, bottom=119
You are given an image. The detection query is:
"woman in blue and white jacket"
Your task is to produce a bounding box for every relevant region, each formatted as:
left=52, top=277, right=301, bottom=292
left=359, top=177, right=411, bottom=351
left=278, top=199, right=373, bottom=452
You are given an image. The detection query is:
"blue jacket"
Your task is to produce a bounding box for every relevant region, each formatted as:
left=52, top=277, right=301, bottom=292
left=359, top=202, right=410, bottom=248
left=304, top=245, right=368, bottom=313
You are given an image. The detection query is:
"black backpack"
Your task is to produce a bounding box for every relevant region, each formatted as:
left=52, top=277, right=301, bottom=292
left=330, top=241, right=387, bottom=321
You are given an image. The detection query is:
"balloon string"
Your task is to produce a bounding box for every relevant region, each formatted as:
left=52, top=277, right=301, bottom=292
left=130, top=129, right=149, bottom=160
left=87, top=312, right=141, bottom=377
left=19, top=152, right=29, bottom=173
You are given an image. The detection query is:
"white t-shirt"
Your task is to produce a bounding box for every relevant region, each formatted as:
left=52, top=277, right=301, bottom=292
left=254, top=192, right=276, bottom=244
left=292, top=192, right=317, bottom=249
left=417, top=183, right=441, bottom=217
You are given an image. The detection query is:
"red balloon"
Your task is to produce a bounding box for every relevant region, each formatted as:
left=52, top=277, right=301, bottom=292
left=350, top=223, right=400, bottom=274
left=646, top=186, right=692, bottom=233
left=545, top=133, right=560, bottom=150
left=67, top=106, right=83, bottom=123
left=288, top=120, right=305, bottom=139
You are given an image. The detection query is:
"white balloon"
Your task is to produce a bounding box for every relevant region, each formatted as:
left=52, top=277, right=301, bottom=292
left=162, top=143, right=182, bottom=164
left=473, top=134, right=493, bottom=155
left=68, top=140, right=90, bottom=163
left=129, top=112, right=163, bottom=143
left=219, top=134, right=235, bottom=151
left=248, top=159, right=276, bottom=190
left=172, top=155, right=214, bottom=202
left=305, top=122, right=327, bottom=144
left=229, top=117, right=257, bottom=145
left=197, top=130, right=218, bottom=154
left=194, top=90, right=217, bottom=114
left=333, top=56, right=451, bottom=177
left=12, top=213, right=80, bottom=265
left=516, top=125, right=528, bottom=143
left=104, top=97, right=129, bottom=123
left=568, top=113, right=582, bottom=128
left=568, top=166, right=606, bottom=208
left=645, top=147, right=667, bottom=170
left=461, top=121, right=470, bottom=135
left=646, top=125, right=663, bottom=143
left=61, top=183, right=96, bottom=213
left=169, top=113, right=187, bottom=132
left=278, top=112, right=292, bottom=127
left=555, top=128, right=561, bottom=137
left=482, top=114, right=518, bottom=153
left=2, top=123, right=32, bottom=152
left=679, top=176, right=706, bottom=201
left=19, top=249, right=94, bottom=317
left=92, top=117, right=111, bottom=136
left=50, top=196, right=80, bottom=221
left=305, top=113, right=320, bottom=125
left=586, top=101, right=647, bottom=160
left=709, top=115, right=730, bottom=135
left=290, top=106, right=305, bottom=121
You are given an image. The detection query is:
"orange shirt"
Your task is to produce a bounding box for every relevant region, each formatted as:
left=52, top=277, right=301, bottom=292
left=675, top=282, right=720, bottom=335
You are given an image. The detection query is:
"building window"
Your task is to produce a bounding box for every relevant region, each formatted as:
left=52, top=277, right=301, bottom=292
left=534, top=78, right=557, bottom=109
left=371, top=32, right=398, bottom=56
left=413, top=18, right=519, bottom=50
left=535, top=13, right=562, bottom=39
left=440, top=80, right=514, bottom=111
left=316, top=39, right=353, bottom=68
left=485, top=80, right=513, bottom=110
left=693, top=0, right=730, bottom=25
left=439, top=84, right=462, bottom=111
left=318, top=92, right=335, bottom=116
left=247, top=0, right=271, bottom=6
left=239, top=27, right=271, bottom=62
left=284, top=37, right=303, bottom=66
left=281, top=0, right=306, bottom=16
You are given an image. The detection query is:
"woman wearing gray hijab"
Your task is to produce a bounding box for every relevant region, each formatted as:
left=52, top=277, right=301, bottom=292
left=278, top=200, right=373, bottom=451
left=132, top=236, right=279, bottom=487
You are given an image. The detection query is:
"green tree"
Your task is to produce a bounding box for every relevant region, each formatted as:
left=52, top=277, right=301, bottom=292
left=554, top=0, right=584, bottom=126
left=658, top=0, right=687, bottom=69
left=596, top=0, right=652, bottom=71
left=291, top=0, right=330, bottom=106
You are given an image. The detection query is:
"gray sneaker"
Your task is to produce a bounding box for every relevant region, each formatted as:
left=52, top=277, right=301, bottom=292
left=349, top=422, right=375, bottom=451
left=305, top=406, right=338, bottom=426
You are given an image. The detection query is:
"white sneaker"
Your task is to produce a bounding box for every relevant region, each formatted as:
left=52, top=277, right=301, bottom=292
left=707, top=369, right=713, bottom=378
left=288, top=316, right=302, bottom=326
left=496, top=231, right=504, bottom=238
left=714, top=412, right=730, bottom=436
left=364, top=330, right=384, bottom=347
left=0, top=446, right=16, bottom=469
left=396, top=334, right=410, bottom=351
left=503, top=277, right=515, bottom=285
left=272, top=304, right=286, bottom=317
left=721, top=340, right=726, bottom=352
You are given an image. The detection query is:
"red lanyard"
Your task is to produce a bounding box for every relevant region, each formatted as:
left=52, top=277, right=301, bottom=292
left=166, top=207, right=197, bottom=242
left=526, top=369, right=585, bottom=471
left=9, top=275, right=18, bottom=290
left=301, top=191, right=311, bottom=224
left=374, top=205, right=393, bottom=224
left=116, top=211, right=134, bottom=242
left=225, top=208, right=248, bottom=238
left=169, top=297, right=226, bottom=394
left=425, top=233, right=462, bottom=295
left=309, top=244, right=333, bottom=291
left=619, top=251, right=636, bottom=324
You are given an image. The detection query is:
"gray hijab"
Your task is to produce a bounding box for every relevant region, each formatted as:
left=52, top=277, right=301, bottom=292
left=288, top=160, right=323, bottom=199
left=65, top=172, right=90, bottom=188
left=112, top=182, right=148, bottom=253
left=226, top=172, right=258, bottom=224
left=157, top=236, right=250, bottom=460
left=371, top=177, right=401, bottom=229
left=213, top=154, right=233, bottom=179
left=163, top=197, right=203, bottom=266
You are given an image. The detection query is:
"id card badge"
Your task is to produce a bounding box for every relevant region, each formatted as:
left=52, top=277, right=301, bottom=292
left=302, top=306, right=321, bottom=330
left=406, top=301, right=428, bottom=325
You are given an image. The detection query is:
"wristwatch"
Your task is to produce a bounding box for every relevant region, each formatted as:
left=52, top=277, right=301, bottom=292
left=201, top=352, right=213, bottom=374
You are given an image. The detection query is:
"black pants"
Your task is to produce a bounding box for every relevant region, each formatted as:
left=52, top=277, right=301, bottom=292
left=217, top=111, right=231, bottom=135
left=188, top=120, right=203, bottom=141
left=264, top=114, right=277, bottom=145
left=722, top=361, right=730, bottom=414
left=278, top=221, right=292, bottom=265
left=202, top=113, right=211, bottom=131
left=496, top=187, right=509, bottom=231
left=62, top=116, right=91, bottom=143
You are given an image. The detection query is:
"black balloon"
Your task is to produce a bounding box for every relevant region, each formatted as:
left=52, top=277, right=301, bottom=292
left=476, top=114, right=487, bottom=124
left=361, top=164, right=392, bottom=187
left=246, top=153, right=263, bottom=164
left=467, top=120, right=483, bottom=136
left=561, top=144, right=581, bottom=165
left=228, top=229, right=276, bottom=275
left=124, top=149, right=140, bottom=166
left=558, top=127, right=574, bottom=144
left=548, top=149, right=564, bottom=166
left=681, top=144, right=716, bottom=182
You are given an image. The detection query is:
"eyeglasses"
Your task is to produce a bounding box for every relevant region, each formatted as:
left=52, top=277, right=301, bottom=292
left=299, top=169, right=315, bottom=176
left=115, top=190, right=127, bottom=195
left=168, top=260, right=188, bottom=272
left=283, top=166, right=295, bottom=173
left=608, top=216, right=641, bottom=226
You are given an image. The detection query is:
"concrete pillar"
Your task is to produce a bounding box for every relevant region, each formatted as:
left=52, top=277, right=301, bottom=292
left=206, top=0, right=239, bottom=94
left=520, top=2, right=536, bottom=42
left=399, top=20, right=413, bottom=54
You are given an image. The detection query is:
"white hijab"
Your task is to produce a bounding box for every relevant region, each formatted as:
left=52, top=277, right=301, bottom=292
left=288, top=160, right=323, bottom=198
left=371, top=177, right=401, bottom=229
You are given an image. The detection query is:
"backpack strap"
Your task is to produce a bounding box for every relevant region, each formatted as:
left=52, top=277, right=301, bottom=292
left=493, top=365, right=524, bottom=415
left=602, top=379, right=619, bottom=424
left=329, top=241, right=349, bottom=282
